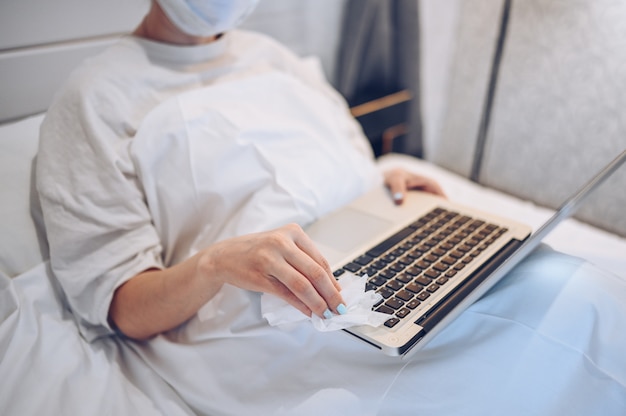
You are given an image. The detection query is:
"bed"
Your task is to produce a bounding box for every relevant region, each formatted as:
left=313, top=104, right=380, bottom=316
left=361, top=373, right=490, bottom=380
left=2, top=1, right=626, bottom=415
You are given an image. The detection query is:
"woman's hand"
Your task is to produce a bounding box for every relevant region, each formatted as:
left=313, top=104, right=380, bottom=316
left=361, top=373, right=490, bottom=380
left=200, top=223, right=346, bottom=319
left=383, top=168, right=446, bottom=205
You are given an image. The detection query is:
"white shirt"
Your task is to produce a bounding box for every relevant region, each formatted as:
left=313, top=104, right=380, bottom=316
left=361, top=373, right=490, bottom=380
left=37, top=30, right=379, bottom=341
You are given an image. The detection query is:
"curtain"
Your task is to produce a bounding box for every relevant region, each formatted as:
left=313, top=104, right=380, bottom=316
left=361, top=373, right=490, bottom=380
left=335, top=0, right=423, bottom=157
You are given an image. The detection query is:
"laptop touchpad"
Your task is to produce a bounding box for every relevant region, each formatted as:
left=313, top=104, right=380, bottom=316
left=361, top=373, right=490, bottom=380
left=306, top=207, right=393, bottom=254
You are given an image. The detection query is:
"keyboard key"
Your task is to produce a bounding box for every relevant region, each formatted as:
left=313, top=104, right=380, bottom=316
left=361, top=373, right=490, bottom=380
left=364, top=267, right=378, bottom=276
left=406, top=299, right=421, bottom=309
left=406, top=282, right=423, bottom=293
left=457, top=244, right=472, bottom=253
left=450, top=250, right=464, bottom=259
left=396, top=308, right=411, bottom=319
left=436, top=277, right=449, bottom=285
left=378, top=287, right=395, bottom=299
left=448, top=237, right=462, bottom=245
left=396, top=273, right=413, bottom=284
left=414, top=276, right=432, bottom=286
left=423, top=254, right=438, bottom=263
left=465, top=238, right=480, bottom=247
left=426, top=283, right=441, bottom=293
left=385, top=298, right=404, bottom=310
left=405, top=266, right=422, bottom=276
left=386, top=279, right=404, bottom=291
left=381, top=254, right=396, bottom=263
left=399, top=242, right=415, bottom=250
left=379, top=269, right=397, bottom=279
left=371, top=260, right=388, bottom=270
left=438, top=243, right=454, bottom=251
left=424, top=269, right=441, bottom=279
left=416, top=291, right=431, bottom=301
left=423, top=239, right=438, bottom=247
left=384, top=317, right=401, bottom=328
left=369, top=276, right=387, bottom=287
left=354, top=254, right=374, bottom=265
left=343, top=263, right=361, bottom=273
left=396, top=290, right=413, bottom=301
left=415, top=260, right=430, bottom=269
left=376, top=305, right=395, bottom=315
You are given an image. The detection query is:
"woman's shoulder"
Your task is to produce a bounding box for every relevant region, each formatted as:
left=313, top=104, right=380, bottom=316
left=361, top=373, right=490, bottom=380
left=227, top=29, right=301, bottom=60
left=53, top=38, right=148, bottom=102
left=43, top=37, right=156, bottom=137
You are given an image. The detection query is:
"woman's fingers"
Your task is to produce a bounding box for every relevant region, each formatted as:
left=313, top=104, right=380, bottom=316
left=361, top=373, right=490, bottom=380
left=273, top=224, right=346, bottom=317
left=384, top=168, right=410, bottom=204
left=206, top=224, right=346, bottom=319
left=289, top=224, right=341, bottom=293
left=406, top=175, right=446, bottom=197
left=383, top=168, right=446, bottom=204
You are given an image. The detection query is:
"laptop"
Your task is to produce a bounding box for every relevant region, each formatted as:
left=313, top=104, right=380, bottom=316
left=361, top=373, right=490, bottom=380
left=305, top=150, right=626, bottom=357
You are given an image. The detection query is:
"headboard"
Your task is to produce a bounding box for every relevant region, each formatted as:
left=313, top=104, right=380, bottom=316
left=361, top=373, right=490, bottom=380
left=0, top=0, right=347, bottom=123
left=431, top=0, right=626, bottom=237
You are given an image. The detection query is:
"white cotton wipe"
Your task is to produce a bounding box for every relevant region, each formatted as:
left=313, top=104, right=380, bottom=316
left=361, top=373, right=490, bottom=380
left=261, top=272, right=390, bottom=331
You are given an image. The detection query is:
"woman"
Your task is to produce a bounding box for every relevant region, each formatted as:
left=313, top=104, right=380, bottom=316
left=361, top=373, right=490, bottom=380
left=36, top=1, right=626, bottom=415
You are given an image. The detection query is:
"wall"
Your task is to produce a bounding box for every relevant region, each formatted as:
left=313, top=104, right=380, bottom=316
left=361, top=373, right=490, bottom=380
left=0, top=0, right=346, bottom=123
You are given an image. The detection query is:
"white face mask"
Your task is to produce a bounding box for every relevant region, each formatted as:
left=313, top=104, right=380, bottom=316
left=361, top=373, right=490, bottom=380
left=155, top=0, right=259, bottom=37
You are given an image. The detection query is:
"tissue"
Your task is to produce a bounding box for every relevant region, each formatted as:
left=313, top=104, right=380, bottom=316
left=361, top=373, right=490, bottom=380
left=261, top=272, right=391, bottom=331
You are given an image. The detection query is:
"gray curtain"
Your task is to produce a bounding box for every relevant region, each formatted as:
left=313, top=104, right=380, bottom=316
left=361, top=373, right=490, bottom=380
left=335, top=0, right=423, bottom=157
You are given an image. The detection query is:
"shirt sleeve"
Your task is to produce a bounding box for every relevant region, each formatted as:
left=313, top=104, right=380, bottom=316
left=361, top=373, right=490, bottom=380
left=36, top=73, right=164, bottom=342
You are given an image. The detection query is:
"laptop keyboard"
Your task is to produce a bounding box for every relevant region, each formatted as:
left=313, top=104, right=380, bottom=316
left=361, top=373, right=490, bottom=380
left=333, top=207, right=508, bottom=329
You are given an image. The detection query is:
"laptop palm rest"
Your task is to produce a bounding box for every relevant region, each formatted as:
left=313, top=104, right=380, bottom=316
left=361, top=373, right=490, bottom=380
left=306, top=207, right=393, bottom=266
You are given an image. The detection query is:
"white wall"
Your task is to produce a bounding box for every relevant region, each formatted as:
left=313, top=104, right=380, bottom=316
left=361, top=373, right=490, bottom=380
left=0, top=0, right=346, bottom=122
left=420, top=0, right=462, bottom=159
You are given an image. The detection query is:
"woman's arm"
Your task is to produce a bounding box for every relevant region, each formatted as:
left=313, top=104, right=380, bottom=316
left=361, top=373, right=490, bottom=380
left=109, top=223, right=345, bottom=340
left=110, top=169, right=446, bottom=340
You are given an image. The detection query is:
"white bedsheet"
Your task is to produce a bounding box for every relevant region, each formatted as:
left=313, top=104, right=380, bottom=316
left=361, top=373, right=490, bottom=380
left=2, top=244, right=626, bottom=415
left=2, top=154, right=626, bottom=415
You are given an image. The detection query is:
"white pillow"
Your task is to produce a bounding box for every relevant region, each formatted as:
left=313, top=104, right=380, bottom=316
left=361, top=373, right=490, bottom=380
left=0, top=114, right=48, bottom=277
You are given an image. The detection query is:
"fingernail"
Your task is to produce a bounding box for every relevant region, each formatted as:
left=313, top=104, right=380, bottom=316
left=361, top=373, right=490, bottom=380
left=337, top=304, right=347, bottom=315
left=393, top=192, right=403, bottom=201
left=323, top=309, right=333, bottom=319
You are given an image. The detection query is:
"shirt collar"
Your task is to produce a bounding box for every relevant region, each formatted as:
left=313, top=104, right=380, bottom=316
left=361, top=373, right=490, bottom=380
left=131, top=32, right=229, bottom=67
